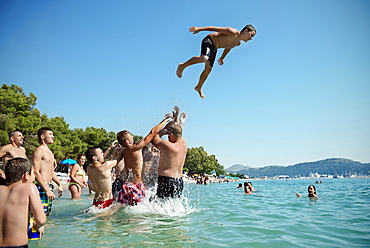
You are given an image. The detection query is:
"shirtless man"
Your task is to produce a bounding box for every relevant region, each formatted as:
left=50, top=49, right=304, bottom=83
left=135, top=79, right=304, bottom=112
left=0, top=130, right=27, bottom=179
left=176, top=25, right=256, bottom=99
left=32, top=127, right=63, bottom=215
left=152, top=117, right=187, bottom=199
left=85, top=147, right=122, bottom=209
left=0, top=158, right=46, bottom=247
left=116, top=114, right=173, bottom=206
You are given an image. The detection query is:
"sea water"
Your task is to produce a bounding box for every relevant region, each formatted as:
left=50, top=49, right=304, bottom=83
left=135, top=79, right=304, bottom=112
left=30, top=178, right=370, bottom=247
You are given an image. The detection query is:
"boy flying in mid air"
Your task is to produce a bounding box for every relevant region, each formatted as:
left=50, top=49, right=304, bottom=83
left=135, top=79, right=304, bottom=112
left=176, top=25, right=256, bottom=99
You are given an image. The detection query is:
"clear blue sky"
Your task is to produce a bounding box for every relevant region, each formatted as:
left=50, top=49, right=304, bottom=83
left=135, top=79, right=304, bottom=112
left=1, top=0, right=369, bottom=168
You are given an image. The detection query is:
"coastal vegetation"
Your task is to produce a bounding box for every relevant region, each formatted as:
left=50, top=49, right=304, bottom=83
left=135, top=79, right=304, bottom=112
left=0, top=84, right=225, bottom=174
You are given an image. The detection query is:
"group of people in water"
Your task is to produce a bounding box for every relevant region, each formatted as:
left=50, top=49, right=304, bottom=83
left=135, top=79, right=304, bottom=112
left=0, top=106, right=187, bottom=247
left=0, top=23, right=260, bottom=247
left=236, top=181, right=319, bottom=197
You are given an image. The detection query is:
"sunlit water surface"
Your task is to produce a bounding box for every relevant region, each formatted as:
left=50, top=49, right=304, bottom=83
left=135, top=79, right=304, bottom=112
left=31, top=178, right=370, bottom=247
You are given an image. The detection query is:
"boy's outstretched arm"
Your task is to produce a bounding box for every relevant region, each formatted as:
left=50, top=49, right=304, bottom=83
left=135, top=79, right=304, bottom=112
left=189, top=26, right=239, bottom=35
left=218, top=48, right=232, bottom=65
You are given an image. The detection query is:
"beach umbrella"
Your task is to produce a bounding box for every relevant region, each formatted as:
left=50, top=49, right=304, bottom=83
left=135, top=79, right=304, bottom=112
left=60, top=159, right=77, bottom=165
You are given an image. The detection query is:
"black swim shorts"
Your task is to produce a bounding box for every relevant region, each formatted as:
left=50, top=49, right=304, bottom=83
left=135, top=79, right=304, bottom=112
left=156, top=175, right=184, bottom=198
left=201, top=35, right=217, bottom=67
left=112, top=178, right=124, bottom=196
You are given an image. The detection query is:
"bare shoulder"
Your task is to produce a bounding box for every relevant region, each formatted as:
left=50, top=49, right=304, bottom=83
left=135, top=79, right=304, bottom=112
left=0, top=144, right=11, bottom=152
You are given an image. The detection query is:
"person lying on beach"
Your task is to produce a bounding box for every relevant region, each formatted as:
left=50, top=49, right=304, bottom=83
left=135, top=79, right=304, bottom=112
left=85, top=147, right=123, bottom=209
left=0, top=158, right=46, bottom=247
left=116, top=114, right=173, bottom=206
left=176, top=25, right=256, bottom=99
left=296, top=185, right=318, bottom=198
left=68, top=154, right=88, bottom=199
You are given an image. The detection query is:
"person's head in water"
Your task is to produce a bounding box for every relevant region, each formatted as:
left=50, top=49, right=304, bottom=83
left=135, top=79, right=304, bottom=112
left=308, top=185, right=317, bottom=197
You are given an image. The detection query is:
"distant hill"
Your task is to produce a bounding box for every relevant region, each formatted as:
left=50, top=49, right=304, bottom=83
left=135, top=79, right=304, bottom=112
left=225, top=158, right=370, bottom=177
left=226, top=164, right=250, bottom=172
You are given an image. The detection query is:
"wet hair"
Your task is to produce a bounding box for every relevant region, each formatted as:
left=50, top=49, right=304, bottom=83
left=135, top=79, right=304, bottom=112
left=9, top=130, right=22, bottom=141
left=117, top=130, right=131, bottom=147
left=37, top=127, right=53, bottom=142
left=308, top=185, right=316, bottom=194
left=168, top=124, right=183, bottom=137
left=85, top=147, right=99, bottom=163
left=5, top=158, right=32, bottom=184
left=240, top=24, right=256, bottom=37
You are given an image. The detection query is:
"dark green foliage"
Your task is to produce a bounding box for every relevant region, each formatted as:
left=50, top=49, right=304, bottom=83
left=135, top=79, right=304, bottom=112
left=184, top=146, right=225, bottom=175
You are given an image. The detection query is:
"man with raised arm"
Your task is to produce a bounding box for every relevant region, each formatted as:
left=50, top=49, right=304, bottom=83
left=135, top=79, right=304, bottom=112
left=152, top=107, right=187, bottom=199
left=116, top=113, right=173, bottom=205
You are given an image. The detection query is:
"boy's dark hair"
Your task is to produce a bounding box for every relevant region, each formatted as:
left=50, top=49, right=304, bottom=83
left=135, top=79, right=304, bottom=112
left=5, top=158, right=33, bottom=184
left=37, top=127, right=53, bottom=142
left=241, top=24, right=256, bottom=36
left=9, top=130, right=22, bottom=141
left=85, top=147, right=99, bottom=163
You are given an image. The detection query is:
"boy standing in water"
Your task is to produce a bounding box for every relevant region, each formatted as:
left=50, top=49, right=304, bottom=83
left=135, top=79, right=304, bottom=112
left=0, top=158, right=46, bottom=247
left=116, top=114, right=173, bottom=206
left=32, top=127, right=63, bottom=215
left=176, top=25, right=256, bottom=99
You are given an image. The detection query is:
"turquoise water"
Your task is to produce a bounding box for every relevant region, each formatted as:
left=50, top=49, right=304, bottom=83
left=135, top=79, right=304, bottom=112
left=31, top=178, right=370, bottom=247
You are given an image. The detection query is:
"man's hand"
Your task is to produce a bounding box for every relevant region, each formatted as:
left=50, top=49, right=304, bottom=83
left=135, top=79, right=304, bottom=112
left=218, top=58, right=225, bottom=66
left=58, top=185, right=63, bottom=198
left=172, top=106, right=180, bottom=122
left=37, top=225, right=45, bottom=237
left=189, top=26, right=200, bottom=34
left=46, top=189, right=55, bottom=200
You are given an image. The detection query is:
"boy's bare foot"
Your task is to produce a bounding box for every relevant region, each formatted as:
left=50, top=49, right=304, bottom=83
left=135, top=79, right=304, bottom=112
left=194, top=86, right=205, bottom=99
left=176, top=64, right=184, bottom=78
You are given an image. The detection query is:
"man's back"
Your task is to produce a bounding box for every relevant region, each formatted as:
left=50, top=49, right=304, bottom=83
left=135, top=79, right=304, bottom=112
left=0, top=183, right=39, bottom=246
left=156, top=137, right=187, bottom=178
left=123, top=148, right=143, bottom=183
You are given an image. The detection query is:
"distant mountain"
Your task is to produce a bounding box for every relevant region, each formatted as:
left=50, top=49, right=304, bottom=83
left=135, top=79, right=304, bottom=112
left=226, top=164, right=250, bottom=172
left=226, top=158, right=370, bottom=177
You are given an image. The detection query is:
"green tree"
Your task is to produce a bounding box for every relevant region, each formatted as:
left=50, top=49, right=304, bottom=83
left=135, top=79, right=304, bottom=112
left=184, top=146, right=224, bottom=175
left=0, top=84, right=47, bottom=146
